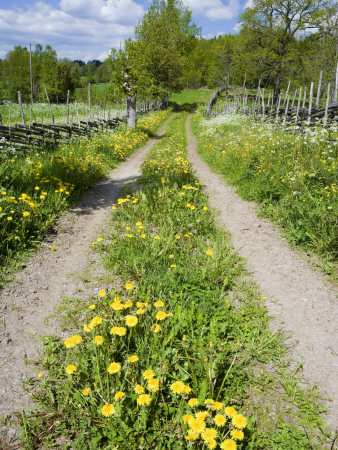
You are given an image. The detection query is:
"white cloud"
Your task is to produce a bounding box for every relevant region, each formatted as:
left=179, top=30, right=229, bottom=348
left=243, top=0, right=254, bottom=9
left=183, top=0, right=240, bottom=21
left=0, top=0, right=144, bottom=61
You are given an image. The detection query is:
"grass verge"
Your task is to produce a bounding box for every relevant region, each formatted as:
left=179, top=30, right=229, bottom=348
left=13, top=111, right=334, bottom=449
left=0, top=110, right=169, bottom=279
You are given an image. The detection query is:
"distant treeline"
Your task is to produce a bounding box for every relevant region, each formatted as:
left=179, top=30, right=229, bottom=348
left=0, top=44, right=112, bottom=103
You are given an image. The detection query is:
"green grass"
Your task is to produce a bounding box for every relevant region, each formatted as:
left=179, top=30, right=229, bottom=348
left=15, top=110, right=333, bottom=449
left=170, top=89, right=212, bottom=106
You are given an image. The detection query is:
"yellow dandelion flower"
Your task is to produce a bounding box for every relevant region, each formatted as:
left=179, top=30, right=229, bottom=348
left=203, top=206, right=208, bottom=211
left=140, top=234, right=146, bottom=238
left=204, top=398, right=215, bottom=406
left=64, top=337, right=76, bottom=349
left=136, top=221, right=142, bottom=226
left=128, top=355, right=139, bottom=363
left=183, top=414, right=193, bottom=424
left=23, top=211, right=30, bottom=217
left=175, top=235, right=181, bottom=239
left=134, top=384, right=144, bottom=394
left=220, top=439, right=237, bottom=450
left=97, top=237, right=103, bottom=242
left=65, top=364, right=76, bottom=375
left=89, top=304, right=96, bottom=310
left=232, top=414, right=247, bottom=429
left=124, top=300, right=133, bottom=309
left=147, top=378, right=159, bottom=392
left=188, top=398, right=199, bottom=407
left=169, top=254, right=174, bottom=258
left=51, top=245, right=56, bottom=251
left=83, top=325, right=91, bottom=332
left=183, top=384, right=192, bottom=395
left=82, top=387, right=92, bottom=396
left=156, top=311, right=167, bottom=321
left=101, top=404, right=115, bottom=417
left=206, top=249, right=213, bottom=256
left=205, top=439, right=217, bottom=449
left=214, top=414, right=226, bottom=427
left=211, top=401, right=224, bottom=411
left=114, top=391, right=125, bottom=401
left=37, top=372, right=44, bottom=379
left=154, top=300, right=164, bottom=308
left=188, top=417, right=206, bottom=435
left=170, top=264, right=177, bottom=268
left=224, top=407, right=237, bottom=417
left=137, top=394, right=151, bottom=407
left=151, top=324, right=161, bottom=333
left=170, top=381, right=185, bottom=394
left=154, top=235, right=160, bottom=240
left=125, top=315, right=138, bottom=327
left=107, top=362, right=121, bottom=374
left=90, top=316, right=102, bottom=327
left=98, top=290, right=106, bottom=298
left=136, top=302, right=146, bottom=308
left=196, top=411, right=209, bottom=420
left=185, top=430, right=199, bottom=441
left=110, top=301, right=124, bottom=311
left=7, top=217, right=12, bottom=221
left=94, top=336, right=104, bottom=346
left=143, top=369, right=154, bottom=380
left=125, top=282, right=133, bottom=290
left=136, top=308, right=145, bottom=315
left=230, top=429, right=244, bottom=440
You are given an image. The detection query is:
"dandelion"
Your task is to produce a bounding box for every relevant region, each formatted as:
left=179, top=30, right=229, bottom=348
left=98, top=290, right=106, bottom=298
left=140, top=234, right=146, bottom=238
left=114, top=391, right=125, bottom=401
left=89, top=304, right=96, bottom=310
left=211, top=401, right=224, bottom=411
left=82, top=388, right=92, bottom=396
left=134, top=384, right=144, bottom=394
left=206, top=249, right=213, bottom=256
left=220, top=439, right=237, bottom=450
left=183, top=414, right=193, bottom=424
left=185, top=430, right=199, bottom=441
left=101, top=404, right=115, bottom=417
left=125, top=315, right=138, bottom=327
left=232, top=414, right=247, bottom=429
left=188, top=398, right=199, bottom=407
left=65, top=364, right=76, bottom=375
left=94, top=336, right=104, bottom=346
left=224, top=407, right=237, bottom=417
left=23, top=211, right=30, bottom=217
left=156, top=311, right=167, bottom=321
left=90, top=316, right=102, bottom=327
left=170, top=264, right=177, bottom=268
left=128, top=355, right=139, bottom=363
left=147, top=378, right=159, bottom=392
left=169, top=254, right=174, bottom=258
left=214, top=414, right=226, bottom=427
left=205, top=439, right=217, bottom=449
left=152, top=324, right=161, bottom=333
left=188, top=417, right=206, bottom=434
left=125, top=282, right=133, bottom=290
left=107, top=362, right=121, bottom=374
left=204, top=398, right=215, bottom=406
left=154, top=235, right=160, bottom=240
left=143, top=369, right=155, bottom=380
left=124, top=300, right=133, bottom=309
left=230, top=429, right=244, bottom=440
left=136, top=308, right=145, bottom=315
left=110, top=326, right=127, bottom=336
left=170, top=381, right=185, bottom=394
left=203, top=206, right=208, bottom=211
left=37, top=372, right=44, bottom=379
left=154, top=300, right=164, bottom=308
left=137, top=394, right=151, bottom=407
left=97, top=237, right=103, bottom=242
left=196, top=411, right=209, bottom=420
left=111, top=301, right=124, bottom=311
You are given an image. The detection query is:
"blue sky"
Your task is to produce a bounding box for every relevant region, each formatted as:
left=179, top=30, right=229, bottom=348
left=0, top=0, right=251, bottom=61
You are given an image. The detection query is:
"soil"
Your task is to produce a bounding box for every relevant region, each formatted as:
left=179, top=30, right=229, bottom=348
left=0, top=112, right=337, bottom=444
left=186, top=114, right=338, bottom=429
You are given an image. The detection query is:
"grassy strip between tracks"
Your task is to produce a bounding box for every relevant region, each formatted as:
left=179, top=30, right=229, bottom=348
left=16, top=111, right=332, bottom=449
left=0, top=110, right=169, bottom=277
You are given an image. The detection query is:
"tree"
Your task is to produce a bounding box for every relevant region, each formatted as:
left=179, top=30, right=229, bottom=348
left=240, top=0, right=333, bottom=95
left=110, top=0, right=199, bottom=127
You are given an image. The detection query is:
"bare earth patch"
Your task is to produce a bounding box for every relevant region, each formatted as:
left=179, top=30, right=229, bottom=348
left=0, top=118, right=171, bottom=420
left=186, top=114, right=338, bottom=429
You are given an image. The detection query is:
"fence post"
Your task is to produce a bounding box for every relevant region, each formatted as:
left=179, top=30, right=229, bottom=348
left=18, top=91, right=26, bottom=126
left=334, top=62, right=338, bottom=102
left=307, top=82, right=314, bottom=126
left=295, top=87, right=302, bottom=125
left=324, top=83, right=331, bottom=126
left=67, top=90, right=70, bottom=126
left=316, top=71, right=323, bottom=108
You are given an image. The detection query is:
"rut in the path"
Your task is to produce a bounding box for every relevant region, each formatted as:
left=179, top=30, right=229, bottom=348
left=186, top=114, right=338, bottom=428
left=0, top=117, right=172, bottom=417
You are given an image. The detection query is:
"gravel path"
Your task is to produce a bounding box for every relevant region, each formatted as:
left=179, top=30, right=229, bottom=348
left=186, top=114, right=338, bottom=429
left=0, top=117, right=172, bottom=418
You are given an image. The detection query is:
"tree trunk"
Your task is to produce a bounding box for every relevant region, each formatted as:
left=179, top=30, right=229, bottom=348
left=127, top=94, right=137, bottom=128
left=162, top=92, right=169, bottom=109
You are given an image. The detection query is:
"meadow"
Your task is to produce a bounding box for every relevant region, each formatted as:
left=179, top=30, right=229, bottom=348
left=0, top=110, right=169, bottom=275
left=18, top=108, right=331, bottom=449
left=192, top=110, right=338, bottom=272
